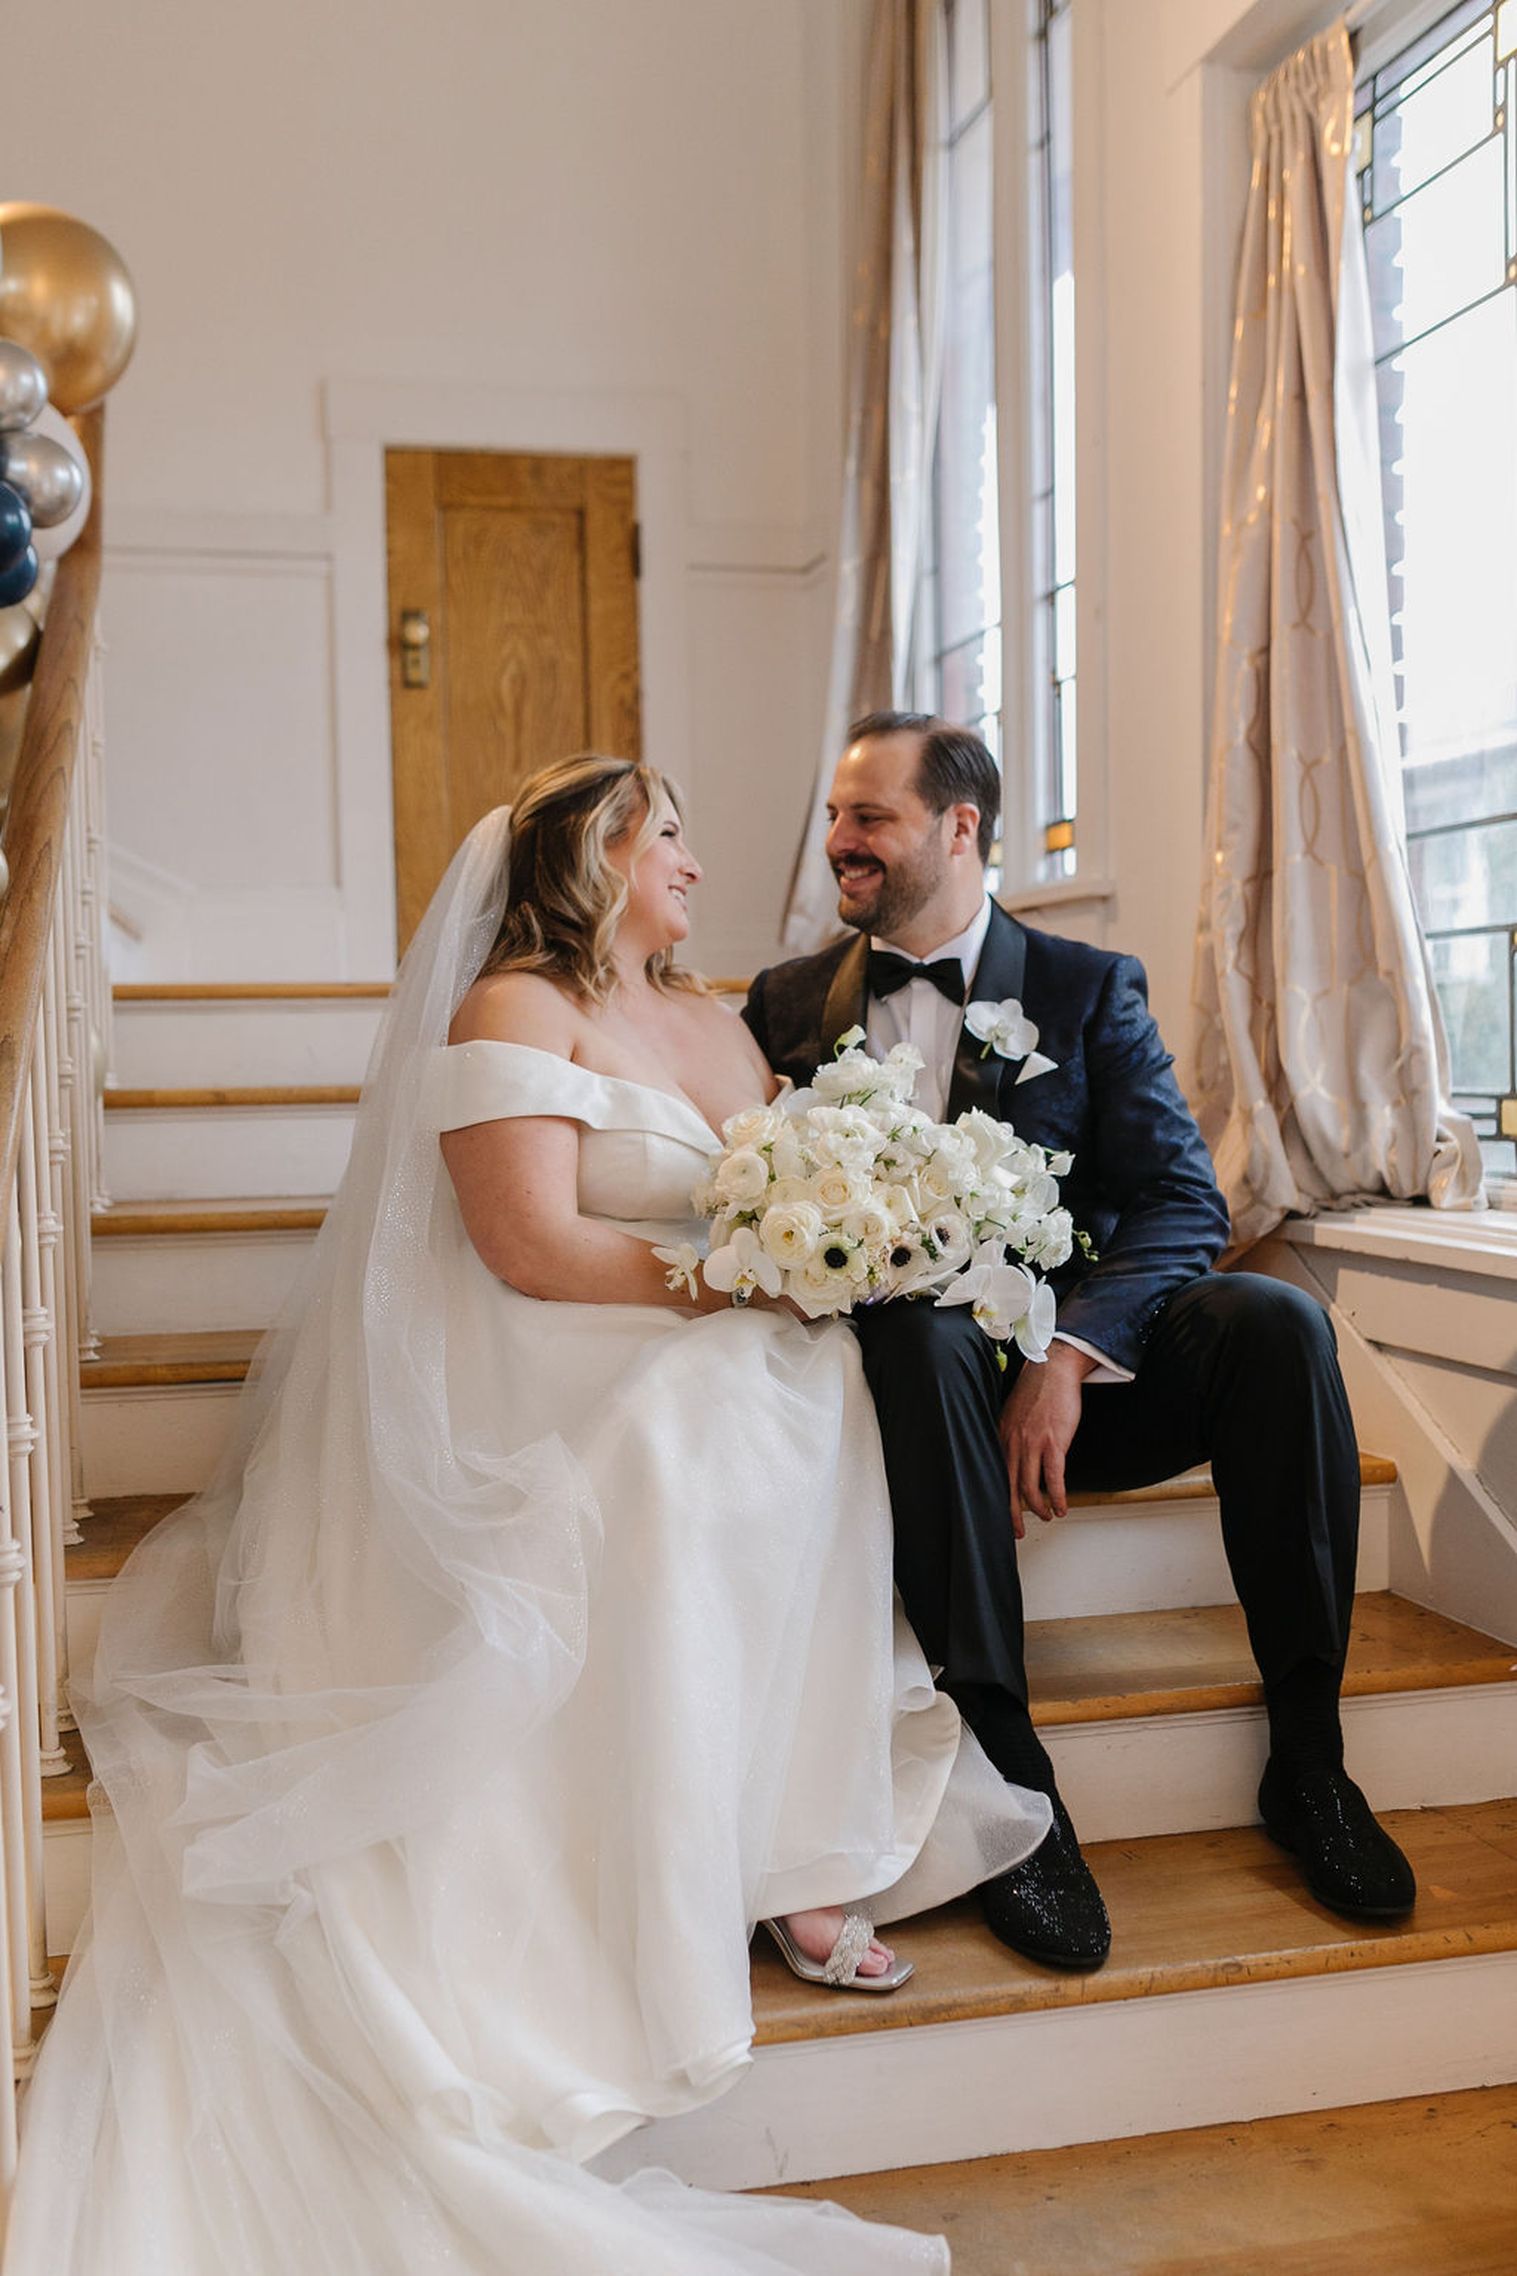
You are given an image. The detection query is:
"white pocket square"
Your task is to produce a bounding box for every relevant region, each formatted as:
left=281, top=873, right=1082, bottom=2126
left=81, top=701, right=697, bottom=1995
left=1014, top=1050, right=1058, bottom=1085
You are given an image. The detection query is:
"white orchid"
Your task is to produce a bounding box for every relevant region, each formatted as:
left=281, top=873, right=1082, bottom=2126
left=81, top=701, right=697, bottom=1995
left=703, top=1226, right=783, bottom=1303
left=934, top=1245, right=1051, bottom=1356
left=965, top=997, right=1059, bottom=1083
left=652, top=1241, right=703, bottom=1301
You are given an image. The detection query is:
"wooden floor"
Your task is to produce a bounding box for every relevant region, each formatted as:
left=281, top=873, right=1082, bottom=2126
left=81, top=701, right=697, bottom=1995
left=771, top=2085, right=1517, bottom=2274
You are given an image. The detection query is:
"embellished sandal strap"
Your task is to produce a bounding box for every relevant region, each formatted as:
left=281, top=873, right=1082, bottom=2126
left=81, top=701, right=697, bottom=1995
left=822, top=1912, right=875, bottom=1986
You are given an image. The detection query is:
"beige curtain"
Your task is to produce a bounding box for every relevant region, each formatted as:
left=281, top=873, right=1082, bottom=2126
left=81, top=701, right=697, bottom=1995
left=1187, top=21, right=1483, bottom=1245
left=781, top=0, right=947, bottom=951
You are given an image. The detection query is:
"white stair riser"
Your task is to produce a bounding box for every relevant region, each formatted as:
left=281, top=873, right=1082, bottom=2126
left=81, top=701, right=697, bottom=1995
left=104, top=1107, right=355, bottom=1201
left=595, top=1953, right=1517, bottom=2190
left=1047, top=1683, right=1517, bottom=1841
left=43, top=1821, right=90, bottom=1958
left=92, top=1228, right=316, bottom=1334
left=81, top=1384, right=241, bottom=1496
left=111, top=1000, right=385, bottom=1089
left=1021, top=1488, right=1391, bottom=1620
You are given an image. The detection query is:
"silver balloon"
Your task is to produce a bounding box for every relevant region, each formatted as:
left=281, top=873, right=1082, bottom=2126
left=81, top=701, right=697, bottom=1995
left=26, top=408, right=90, bottom=565
left=0, top=340, right=47, bottom=433
left=0, top=429, right=83, bottom=528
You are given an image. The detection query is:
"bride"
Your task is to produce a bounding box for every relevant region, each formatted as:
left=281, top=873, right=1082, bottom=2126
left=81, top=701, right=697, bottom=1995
left=6, top=754, right=1049, bottom=2274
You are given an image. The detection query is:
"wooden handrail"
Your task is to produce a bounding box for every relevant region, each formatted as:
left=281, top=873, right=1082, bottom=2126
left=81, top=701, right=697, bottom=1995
left=0, top=407, right=104, bottom=1209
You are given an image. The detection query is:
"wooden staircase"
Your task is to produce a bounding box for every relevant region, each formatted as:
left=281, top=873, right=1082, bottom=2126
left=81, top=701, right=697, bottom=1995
left=51, top=981, right=1517, bottom=2236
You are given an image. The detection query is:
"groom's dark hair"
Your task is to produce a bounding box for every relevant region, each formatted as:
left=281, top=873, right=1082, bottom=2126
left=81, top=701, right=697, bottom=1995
left=847, top=710, right=1001, bottom=865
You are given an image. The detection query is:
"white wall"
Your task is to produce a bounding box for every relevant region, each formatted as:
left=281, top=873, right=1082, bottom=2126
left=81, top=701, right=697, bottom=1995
left=5, top=0, right=866, bottom=978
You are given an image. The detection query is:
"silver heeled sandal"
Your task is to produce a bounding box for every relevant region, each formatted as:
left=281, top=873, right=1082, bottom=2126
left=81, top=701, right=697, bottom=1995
left=762, top=1912, right=914, bottom=1993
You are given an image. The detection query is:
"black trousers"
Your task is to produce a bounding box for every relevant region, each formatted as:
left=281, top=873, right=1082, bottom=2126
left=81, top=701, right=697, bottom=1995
left=852, top=1274, right=1360, bottom=1769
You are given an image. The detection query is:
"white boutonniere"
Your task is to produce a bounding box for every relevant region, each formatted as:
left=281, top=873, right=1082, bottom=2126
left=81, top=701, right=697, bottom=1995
left=964, top=998, right=1058, bottom=1085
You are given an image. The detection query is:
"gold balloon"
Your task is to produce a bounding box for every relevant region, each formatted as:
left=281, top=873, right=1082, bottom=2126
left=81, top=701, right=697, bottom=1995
left=0, top=601, right=39, bottom=696
left=0, top=204, right=137, bottom=413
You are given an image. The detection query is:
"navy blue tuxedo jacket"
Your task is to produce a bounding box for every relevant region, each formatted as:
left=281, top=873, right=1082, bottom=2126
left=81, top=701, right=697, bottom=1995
left=742, top=904, right=1230, bottom=1376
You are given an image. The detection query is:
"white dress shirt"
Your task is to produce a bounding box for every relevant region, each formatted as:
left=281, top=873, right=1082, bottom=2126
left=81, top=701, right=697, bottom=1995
left=864, top=896, right=1131, bottom=1384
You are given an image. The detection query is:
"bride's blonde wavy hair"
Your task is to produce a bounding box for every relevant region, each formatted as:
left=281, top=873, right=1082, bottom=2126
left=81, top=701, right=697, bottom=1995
left=481, top=753, right=705, bottom=1004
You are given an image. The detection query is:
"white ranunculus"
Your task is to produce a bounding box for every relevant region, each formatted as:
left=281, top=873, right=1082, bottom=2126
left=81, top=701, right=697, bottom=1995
left=714, top=1148, right=771, bottom=1205
left=766, top=1171, right=814, bottom=1207
left=759, top=1201, right=825, bottom=1266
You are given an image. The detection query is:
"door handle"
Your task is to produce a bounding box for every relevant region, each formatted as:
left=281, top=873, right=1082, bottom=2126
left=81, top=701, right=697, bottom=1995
left=398, top=609, right=431, bottom=689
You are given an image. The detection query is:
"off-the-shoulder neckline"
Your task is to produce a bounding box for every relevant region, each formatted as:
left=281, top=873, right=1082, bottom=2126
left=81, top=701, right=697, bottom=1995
left=438, top=1037, right=731, bottom=1144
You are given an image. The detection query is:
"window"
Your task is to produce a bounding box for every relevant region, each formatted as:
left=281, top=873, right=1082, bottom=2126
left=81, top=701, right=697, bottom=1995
left=1356, top=0, right=1517, bottom=1175
left=1028, top=0, right=1077, bottom=883
left=919, top=0, right=1002, bottom=809
left=916, top=0, right=1078, bottom=893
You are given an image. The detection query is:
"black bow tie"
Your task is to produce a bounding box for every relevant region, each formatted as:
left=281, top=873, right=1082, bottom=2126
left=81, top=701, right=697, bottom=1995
left=867, top=951, right=965, bottom=1006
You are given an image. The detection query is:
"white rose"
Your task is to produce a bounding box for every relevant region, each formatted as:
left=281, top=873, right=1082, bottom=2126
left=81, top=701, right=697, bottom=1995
left=840, top=1198, right=895, bottom=1251
left=813, top=1165, right=869, bottom=1215
left=767, top=1172, right=814, bottom=1207
left=721, top=1104, right=779, bottom=1149
left=714, top=1148, right=771, bottom=1205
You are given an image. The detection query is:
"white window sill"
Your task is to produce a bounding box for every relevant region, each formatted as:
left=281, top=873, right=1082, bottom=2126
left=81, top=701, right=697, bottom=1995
left=1281, top=1202, right=1517, bottom=1284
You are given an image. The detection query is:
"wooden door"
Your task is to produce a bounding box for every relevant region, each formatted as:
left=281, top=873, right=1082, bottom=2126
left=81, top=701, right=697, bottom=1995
left=385, top=448, right=641, bottom=948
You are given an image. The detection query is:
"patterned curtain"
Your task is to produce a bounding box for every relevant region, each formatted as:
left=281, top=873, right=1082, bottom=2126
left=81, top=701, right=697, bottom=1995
left=781, top=0, right=947, bottom=952
left=1187, top=20, right=1483, bottom=1245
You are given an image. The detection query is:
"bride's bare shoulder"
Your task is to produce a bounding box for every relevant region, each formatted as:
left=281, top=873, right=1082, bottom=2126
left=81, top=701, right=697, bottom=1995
left=448, top=971, right=582, bottom=1052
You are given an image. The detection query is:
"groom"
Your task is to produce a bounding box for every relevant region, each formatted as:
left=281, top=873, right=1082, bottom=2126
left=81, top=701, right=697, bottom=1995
left=744, top=712, right=1416, bottom=1970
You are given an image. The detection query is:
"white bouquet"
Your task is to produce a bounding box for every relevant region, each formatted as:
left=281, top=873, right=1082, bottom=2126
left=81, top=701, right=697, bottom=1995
left=659, top=1029, right=1077, bottom=1358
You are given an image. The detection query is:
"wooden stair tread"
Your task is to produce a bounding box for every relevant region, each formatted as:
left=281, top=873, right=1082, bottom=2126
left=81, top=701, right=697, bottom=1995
left=68, top=1494, right=190, bottom=1580
left=105, top=1085, right=361, bottom=1110
left=92, top=1198, right=327, bottom=1236
left=40, top=1728, right=90, bottom=1820
left=770, top=2083, right=1517, bottom=2274
left=1071, top=1450, right=1395, bottom=1508
left=113, top=982, right=391, bottom=1001
left=750, top=1796, right=1517, bottom=2042
left=83, top=1331, right=263, bottom=1389
left=1026, top=1590, right=1516, bottom=1725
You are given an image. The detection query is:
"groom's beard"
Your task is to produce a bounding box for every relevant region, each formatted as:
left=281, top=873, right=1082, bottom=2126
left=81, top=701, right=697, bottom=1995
left=834, top=842, right=949, bottom=940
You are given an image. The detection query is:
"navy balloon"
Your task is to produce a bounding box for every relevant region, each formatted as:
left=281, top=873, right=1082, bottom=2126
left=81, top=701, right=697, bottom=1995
left=0, top=547, right=38, bottom=607
left=0, top=481, right=32, bottom=570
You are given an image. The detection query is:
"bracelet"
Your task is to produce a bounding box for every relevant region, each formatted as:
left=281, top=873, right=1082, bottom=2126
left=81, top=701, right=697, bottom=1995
left=731, top=1285, right=752, bottom=1308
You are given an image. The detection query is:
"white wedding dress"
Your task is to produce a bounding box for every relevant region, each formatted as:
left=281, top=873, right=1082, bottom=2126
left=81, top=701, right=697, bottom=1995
left=5, top=814, right=1048, bottom=2276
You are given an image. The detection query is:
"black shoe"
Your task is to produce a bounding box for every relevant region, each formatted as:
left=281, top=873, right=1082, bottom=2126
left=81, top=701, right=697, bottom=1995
left=981, top=1798, right=1111, bottom=1970
left=1258, top=1759, right=1416, bottom=1920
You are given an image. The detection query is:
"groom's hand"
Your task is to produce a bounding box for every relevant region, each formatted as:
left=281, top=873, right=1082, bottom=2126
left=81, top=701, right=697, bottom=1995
left=999, top=1341, right=1096, bottom=1537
